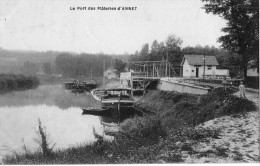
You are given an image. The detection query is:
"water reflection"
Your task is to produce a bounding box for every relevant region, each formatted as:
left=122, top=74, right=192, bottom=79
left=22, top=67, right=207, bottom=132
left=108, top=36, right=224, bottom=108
left=0, top=85, right=97, bottom=109
left=0, top=85, right=103, bottom=162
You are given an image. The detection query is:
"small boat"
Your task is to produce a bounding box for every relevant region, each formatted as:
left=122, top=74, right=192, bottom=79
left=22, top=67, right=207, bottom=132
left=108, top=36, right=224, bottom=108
left=64, top=81, right=75, bottom=90
left=84, top=67, right=97, bottom=91
left=91, top=88, right=135, bottom=108
left=84, top=80, right=97, bottom=91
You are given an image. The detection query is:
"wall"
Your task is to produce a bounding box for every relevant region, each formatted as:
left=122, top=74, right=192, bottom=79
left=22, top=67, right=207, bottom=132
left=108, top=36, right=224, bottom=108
left=183, top=59, right=217, bottom=78
left=247, top=68, right=259, bottom=77
left=215, top=69, right=229, bottom=76
left=182, top=60, right=191, bottom=77
left=157, top=79, right=210, bottom=95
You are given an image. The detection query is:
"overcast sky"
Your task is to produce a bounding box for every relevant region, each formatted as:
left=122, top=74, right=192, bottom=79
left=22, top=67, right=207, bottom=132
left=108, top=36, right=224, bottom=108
left=0, top=0, right=227, bottom=54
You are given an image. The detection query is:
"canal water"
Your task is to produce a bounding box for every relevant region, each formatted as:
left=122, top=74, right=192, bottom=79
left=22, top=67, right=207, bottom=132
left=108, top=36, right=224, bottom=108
left=0, top=84, right=103, bottom=162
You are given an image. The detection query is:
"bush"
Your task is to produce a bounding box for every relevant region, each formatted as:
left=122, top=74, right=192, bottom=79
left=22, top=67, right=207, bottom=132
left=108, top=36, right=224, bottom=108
left=0, top=74, right=39, bottom=92
left=168, top=126, right=220, bottom=143
left=138, top=90, right=256, bottom=128
left=116, top=116, right=167, bottom=147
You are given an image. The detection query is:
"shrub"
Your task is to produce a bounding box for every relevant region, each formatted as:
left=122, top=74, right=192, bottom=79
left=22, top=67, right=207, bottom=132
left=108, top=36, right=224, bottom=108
left=0, top=74, right=39, bottom=92
left=116, top=116, right=167, bottom=147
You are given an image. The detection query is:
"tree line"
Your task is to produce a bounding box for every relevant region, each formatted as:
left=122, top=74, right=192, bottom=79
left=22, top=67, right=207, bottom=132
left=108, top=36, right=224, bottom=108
left=202, top=0, right=259, bottom=77
left=129, top=34, right=238, bottom=69
left=129, top=0, right=259, bottom=78
left=0, top=74, right=39, bottom=92
left=55, top=53, right=115, bottom=78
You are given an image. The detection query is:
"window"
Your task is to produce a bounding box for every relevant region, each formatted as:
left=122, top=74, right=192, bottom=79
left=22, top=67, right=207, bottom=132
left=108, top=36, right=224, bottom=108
left=192, top=70, right=194, bottom=72
left=207, top=65, right=212, bottom=70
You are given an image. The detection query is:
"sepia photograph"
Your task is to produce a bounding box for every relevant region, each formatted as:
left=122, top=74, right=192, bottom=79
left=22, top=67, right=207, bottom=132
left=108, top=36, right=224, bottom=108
left=0, top=0, right=259, bottom=164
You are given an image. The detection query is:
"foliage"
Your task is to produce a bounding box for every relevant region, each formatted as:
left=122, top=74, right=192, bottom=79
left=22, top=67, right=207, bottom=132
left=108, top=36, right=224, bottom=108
left=2, top=89, right=257, bottom=164
left=22, top=61, right=38, bottom=76
left=129, top=35, right=239, bottom=75
left=34, top=119, right=55, bottom=158
left=114, top=59, right=127, bottom=75
left=55, top=53, right=114, bottom=78
left=136, top=90, right=256, bottom=127
left=130, top=34, right=184, bottom=65
left=116, top=116, right=167, bottom=147
left=202, top=0, right=259, bottom=77
left=43, top=62, right=52, bottom=75
left=0, top=74, right=39, bottom=92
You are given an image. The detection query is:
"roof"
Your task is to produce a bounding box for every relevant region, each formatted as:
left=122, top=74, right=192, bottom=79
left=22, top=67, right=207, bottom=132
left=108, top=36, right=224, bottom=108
left=181, top=55, right=219, bottom=66
left=105, top=68, right=117, bottom=72
left=105, top=88, right=132, bottom=91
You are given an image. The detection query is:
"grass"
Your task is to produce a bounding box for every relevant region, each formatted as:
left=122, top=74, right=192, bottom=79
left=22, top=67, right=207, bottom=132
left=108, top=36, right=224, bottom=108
left=2, top=88, right=257, bottom=164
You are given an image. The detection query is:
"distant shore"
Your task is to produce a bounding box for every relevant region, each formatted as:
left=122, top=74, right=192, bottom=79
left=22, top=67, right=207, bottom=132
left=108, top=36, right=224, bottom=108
left=0, top=74, right=39, bottom=93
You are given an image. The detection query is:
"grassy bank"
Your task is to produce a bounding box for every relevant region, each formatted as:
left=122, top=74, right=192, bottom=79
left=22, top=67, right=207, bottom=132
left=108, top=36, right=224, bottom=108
left=3, top=89, right=257, bottom=164
left=0, top=74, right=39, bottom=93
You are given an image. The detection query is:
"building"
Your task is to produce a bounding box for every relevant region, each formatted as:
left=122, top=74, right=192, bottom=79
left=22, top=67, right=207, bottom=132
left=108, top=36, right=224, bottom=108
left=181, top=55, right=229, bottom=78
left=247, top=60, right=259, bottom=77
left=104, top=68, right=118, bottom=79
left=246, top=60, right=259, bottom=88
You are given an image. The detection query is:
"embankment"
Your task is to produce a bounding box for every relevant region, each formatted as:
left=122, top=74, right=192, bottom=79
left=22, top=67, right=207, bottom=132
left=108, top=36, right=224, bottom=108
left=135, top=90, right=256, bottom=127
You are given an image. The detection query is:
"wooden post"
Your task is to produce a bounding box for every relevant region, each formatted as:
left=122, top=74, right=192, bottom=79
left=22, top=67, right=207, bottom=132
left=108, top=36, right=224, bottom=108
left=165, top=60, right=167, bottom=77
left=203, top=53, right=205, bottom=80
left=143, top=80, right=145, bottom=95
left=166, top=49, right=168, bottom=77
left=143, top=64, right=145, bottom=76
left=103, top=60, right=105, bottom=87
left=153, top=62, right=155, bottom=77
left=168, top=61, right=171, bottom=77
left=130, top=78, right=134, bottom=97
left=117, top=93, right=121, bottom=123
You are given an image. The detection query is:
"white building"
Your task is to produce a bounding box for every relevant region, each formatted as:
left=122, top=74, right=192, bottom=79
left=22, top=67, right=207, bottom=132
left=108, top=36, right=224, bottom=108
left=181, top=55, right=229, bottom=78
left=247, top=68, right=259, bottom=77
left=247, top=60, right=259, bottom=77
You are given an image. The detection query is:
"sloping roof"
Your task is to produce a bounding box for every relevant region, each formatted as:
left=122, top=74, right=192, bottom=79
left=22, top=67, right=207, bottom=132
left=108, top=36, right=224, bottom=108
left=105, top=68, right=117, bottom=72
left=182, top=55, right=219, bottom=66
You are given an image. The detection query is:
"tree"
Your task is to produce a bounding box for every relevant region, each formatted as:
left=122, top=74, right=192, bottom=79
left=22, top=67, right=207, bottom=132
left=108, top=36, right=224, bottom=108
left=43, top=62, right=51, bottom=75
left=165, top=34, right=183, bottom=53
left=139, top=43, right=150, bottom=60
left=165, top=34, right=183, bottom=65
left=202, top=0, right=259, bottom=77
left=114, top=59, right=127, bottom=75
left=22, top=61, right=37, bottom=76
left=150, top=40, right=161, bottom=60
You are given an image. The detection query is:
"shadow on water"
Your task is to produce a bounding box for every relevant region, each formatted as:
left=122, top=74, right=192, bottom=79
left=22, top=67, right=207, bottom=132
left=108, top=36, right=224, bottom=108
left=82, top=106, right=143, bottom=120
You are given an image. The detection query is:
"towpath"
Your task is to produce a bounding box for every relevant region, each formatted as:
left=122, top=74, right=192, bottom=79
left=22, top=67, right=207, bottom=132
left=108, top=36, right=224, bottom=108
left=183, top=89, right=259, bottom=163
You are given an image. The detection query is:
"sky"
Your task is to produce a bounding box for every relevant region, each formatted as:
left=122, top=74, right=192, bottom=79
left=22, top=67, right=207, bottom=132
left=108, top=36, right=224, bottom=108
left=0, top=0, right=227, bottom=54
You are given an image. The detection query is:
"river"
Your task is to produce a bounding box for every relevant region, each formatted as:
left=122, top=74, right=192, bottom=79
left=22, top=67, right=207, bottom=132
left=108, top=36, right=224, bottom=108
left=0, top=84, right=104, bottom=162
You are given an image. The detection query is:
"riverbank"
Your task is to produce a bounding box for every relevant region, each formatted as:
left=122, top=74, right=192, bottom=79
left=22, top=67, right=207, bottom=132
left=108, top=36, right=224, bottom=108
left=2, top=87, right=259, bottom=164
left=0, top=74, right=39, bottom=93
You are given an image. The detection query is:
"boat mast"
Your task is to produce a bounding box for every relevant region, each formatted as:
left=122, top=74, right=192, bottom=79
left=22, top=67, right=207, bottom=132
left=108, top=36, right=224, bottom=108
left=117, top=93, right=121, bottom=124
left=103, top=60, right=105, bottom=87
left=90, top=67, right=92, bottom=80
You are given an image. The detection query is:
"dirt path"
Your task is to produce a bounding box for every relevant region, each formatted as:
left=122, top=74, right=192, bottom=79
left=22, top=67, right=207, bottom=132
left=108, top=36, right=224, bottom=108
left=183, top=89, right=259, bottom=163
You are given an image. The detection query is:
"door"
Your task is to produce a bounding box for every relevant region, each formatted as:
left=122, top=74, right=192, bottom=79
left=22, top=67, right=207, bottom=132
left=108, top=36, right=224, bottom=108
left=196, top=67, right=199, bottom=77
